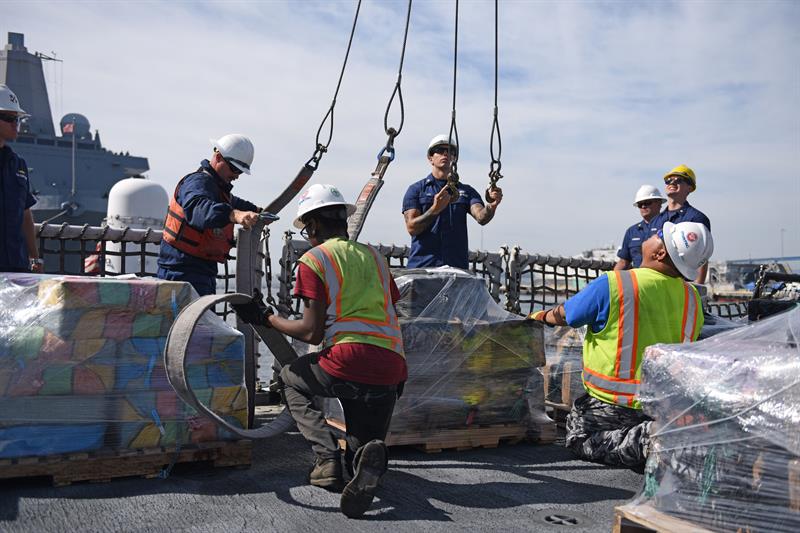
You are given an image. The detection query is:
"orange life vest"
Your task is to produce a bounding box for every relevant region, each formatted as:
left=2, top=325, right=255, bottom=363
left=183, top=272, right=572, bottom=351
left=162, top=172, right=235, bottom=263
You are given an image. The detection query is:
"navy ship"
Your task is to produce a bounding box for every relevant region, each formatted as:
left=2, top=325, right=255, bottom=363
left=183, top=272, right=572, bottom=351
left=0, top=32, right=149, bottom=225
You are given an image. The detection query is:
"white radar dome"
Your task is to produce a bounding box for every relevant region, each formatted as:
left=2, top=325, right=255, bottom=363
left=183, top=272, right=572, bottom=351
left=104, top=178, right=168, bottom=274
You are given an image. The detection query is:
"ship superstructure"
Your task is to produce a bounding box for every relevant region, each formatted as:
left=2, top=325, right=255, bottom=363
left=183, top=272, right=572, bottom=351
left=0, top=32, right=148, bottom=225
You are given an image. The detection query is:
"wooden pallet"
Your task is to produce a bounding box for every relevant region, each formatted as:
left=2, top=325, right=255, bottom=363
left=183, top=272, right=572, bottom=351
left=328, top=419, right=556, bottom=453
left=0, top=440, right=252, bottom=486
left=613, top=503, right=714, bottom=533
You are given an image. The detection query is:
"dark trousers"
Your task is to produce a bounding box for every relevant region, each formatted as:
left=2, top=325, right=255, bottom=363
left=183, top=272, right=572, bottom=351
left=565, top=393, right=652, bottom=470
left=280, top=352, right=399, bottom=467
left=157, top=267, right=215, bottom=296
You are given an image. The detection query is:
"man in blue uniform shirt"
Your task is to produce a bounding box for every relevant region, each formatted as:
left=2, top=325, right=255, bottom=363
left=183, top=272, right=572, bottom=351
left=157, top=134, right=264, bottom=295
left=614, top=185, right=666, bottom=270
left=0, top=84, right=41, bottom=273
left=653, top=164, right=711, bottom=283
left=401, top=135, right=502, bottom=269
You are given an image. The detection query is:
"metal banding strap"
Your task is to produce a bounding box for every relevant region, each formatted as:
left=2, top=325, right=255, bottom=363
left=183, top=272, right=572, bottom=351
left=164, top=292, right=296, bottom=439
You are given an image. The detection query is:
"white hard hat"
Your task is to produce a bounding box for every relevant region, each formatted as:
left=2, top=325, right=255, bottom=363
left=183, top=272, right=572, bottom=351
left=293, top=184, right=356, bottom=229
left=0, top=84, right=28, bottom=116
left=210, top=134, right=254, bottom=174
left=662, top=221, right=714, bottom=280
left=633, top=185, right=666, bottom=206
left=427, top=134, right=458, bottom=155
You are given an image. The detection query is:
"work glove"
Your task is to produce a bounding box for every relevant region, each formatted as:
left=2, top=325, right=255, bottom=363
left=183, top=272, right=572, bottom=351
left=231, top=289, right=273, bottom=326
left=527, top=309, right=554, bottom=327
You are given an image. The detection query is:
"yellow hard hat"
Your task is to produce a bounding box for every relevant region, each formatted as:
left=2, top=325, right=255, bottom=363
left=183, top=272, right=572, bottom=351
left=664, top=164, right=696, bottom=191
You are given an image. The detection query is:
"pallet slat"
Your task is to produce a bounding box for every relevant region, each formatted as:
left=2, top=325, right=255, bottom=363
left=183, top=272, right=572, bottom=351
left=613, top=503, right=715, bottom=533
left=328, top=419, right=556, bottom=453
left=0, top=440, right=252, bottom=486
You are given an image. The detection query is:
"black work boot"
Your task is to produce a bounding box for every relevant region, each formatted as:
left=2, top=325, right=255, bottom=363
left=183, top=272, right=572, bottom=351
left=340, top=440, right=388, bottom=518
left=309, top=456, right=344, bottom=492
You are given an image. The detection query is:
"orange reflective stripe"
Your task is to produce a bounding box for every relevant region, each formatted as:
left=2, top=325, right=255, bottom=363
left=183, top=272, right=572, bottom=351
left=318, top=245, right=344, bottom=318
left=302, top=250, right=331, bottom=306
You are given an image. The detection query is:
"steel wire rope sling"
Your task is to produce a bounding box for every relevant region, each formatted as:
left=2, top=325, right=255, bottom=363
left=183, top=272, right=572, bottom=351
left=486, top=0, right=503, bottom=202
left=264, top=0, right=363, bottom=216
left=347, top=0, right=414, bottom=241
left=164, top=3, right=364, bottom=439
left=445, top=0, right=461, bottom=197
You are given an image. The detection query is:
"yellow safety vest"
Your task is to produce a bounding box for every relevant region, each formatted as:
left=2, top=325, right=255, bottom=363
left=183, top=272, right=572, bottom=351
left=298, top=237, right=405, bottom=357
left=582, top=268, right=703, bottom=409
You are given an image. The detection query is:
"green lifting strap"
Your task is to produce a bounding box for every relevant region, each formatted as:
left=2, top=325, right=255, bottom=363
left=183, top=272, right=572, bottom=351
left=164, top=293, right=297, bottom=439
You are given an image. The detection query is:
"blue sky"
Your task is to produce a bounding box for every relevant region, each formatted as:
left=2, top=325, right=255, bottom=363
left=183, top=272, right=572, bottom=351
left=5, top=0, right=799, bottom=261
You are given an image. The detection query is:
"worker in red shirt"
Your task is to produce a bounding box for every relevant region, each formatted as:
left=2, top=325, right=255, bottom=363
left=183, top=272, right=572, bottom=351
left=239, top=184, right=406, bottom=518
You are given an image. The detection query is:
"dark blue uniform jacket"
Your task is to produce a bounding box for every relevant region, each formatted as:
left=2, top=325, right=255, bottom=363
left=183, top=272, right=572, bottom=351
left=157, top=159, right=258, bottom=279
left=1, top=145, right=36, bottom=271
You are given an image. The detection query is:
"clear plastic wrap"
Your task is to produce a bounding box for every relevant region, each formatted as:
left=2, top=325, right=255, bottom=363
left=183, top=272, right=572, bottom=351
left=632, top=306, right=800, bottom=532
left=325, top=267, right=548, bottom=433
left=542, top=325, right=585, bottom=407
left=0, top=274, right=247, bottom=459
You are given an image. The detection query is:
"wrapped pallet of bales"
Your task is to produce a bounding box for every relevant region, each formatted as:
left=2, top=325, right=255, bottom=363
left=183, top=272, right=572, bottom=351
left=0, top=274, right=247, bottom=460
left=325, top=267, right=553, bottom=444
left=626, top=306, right=800, bottom=532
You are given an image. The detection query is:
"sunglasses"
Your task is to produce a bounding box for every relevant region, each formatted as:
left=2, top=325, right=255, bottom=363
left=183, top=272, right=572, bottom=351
left=224, top=158, right=243, bottom=175
left=0, top=115, right=20, bottom=124
left=637, top=200, right=658, bottom=208
left=429, top=145, right=456, bottom=156
left=657, top=229, right=665, bottom=242
left=664, top=177, right=688, bottom=186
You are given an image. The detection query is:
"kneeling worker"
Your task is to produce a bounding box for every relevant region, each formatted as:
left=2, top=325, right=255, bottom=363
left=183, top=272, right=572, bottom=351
left=238, top=184, right=406, bottom=518
left=157, top=134, right=264, bottom=296
left=529, top=221, right=713, bottom=469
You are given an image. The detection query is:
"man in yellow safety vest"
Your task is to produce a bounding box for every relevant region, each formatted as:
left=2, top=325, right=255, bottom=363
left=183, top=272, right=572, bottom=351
left=529, top=221, right=713, bottom=469
left=235, top=184, right=406, bottom=518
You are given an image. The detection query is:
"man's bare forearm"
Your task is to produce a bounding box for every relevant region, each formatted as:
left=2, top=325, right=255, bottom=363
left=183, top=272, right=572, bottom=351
left=474, top=204, right=496, bottom=225
left=405, top=208, right=440, bottom=236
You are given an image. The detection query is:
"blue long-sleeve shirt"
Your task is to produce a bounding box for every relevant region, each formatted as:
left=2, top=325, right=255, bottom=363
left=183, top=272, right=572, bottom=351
left=158, top=159, right=258, bottom=277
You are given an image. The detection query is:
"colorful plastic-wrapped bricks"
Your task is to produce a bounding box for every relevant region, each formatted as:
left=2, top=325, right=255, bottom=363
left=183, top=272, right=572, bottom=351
left=0, top=274, right=247, bottom=459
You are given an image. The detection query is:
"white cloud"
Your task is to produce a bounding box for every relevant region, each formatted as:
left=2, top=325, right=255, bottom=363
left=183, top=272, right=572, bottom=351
left=4, top=0, right=799, bottom=260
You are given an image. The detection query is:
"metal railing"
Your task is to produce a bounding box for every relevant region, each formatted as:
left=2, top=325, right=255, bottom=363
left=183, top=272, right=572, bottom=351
left=274, top=231, right=615, bottom=318
left=33, top=221, right=754, bottom=420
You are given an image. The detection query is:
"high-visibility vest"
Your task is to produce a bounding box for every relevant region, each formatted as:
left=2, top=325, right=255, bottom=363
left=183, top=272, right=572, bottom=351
left=162, top=172, right=235, bottom=263
left=582, top=268, right=703, bottom=409
left=298, top=237, right=405, bottom=357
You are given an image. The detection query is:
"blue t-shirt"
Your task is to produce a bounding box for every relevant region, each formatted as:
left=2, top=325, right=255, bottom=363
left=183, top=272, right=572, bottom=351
left=563, top=274, right=611, bottom=333
left=1, top=146, right=36, bottom=271
left=401, top=174, right=483, bottom=269
left=653, top=201, right=710, bottom=231
left=617, top=219, right=659, bottom=268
